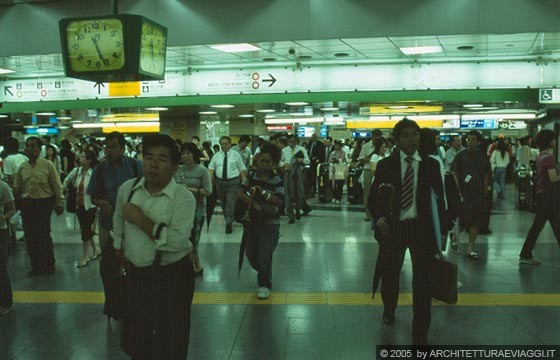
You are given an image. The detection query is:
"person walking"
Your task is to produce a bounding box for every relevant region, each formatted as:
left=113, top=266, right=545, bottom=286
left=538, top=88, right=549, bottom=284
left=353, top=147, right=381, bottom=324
left=208, top=136, right=247, bottom=234
left=87, top=131, right=141, bottom=320
left=63, top=150, right=101, bottom=268
left=14, top=137, right=64, bottom=276
left=519, top=129, right=560, bottom=265
left=490, top=139, right=510, bottom=200
left=113, top=134, right=196, bottom=360
left=175, top=142, right=212, bottom=276
left=368, top=118, right=445, bottom=346
left=281, top=135, right=310, bottom=223
left=451, top=130, right=492, bottom=259
left=239, top=142, right=284, bottom=299
left=0, top=179, right=16, bottom=315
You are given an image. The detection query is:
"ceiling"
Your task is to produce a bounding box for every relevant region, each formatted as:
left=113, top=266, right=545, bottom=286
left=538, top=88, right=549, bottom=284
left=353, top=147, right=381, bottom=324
left=1, top=32, right=560, bottom=78
left=1, top=31, right=556, bottom=125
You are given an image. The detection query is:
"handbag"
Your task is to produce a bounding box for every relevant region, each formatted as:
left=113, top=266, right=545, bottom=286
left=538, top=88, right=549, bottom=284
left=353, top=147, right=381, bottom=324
left=430, top=255, right=458, bottom=304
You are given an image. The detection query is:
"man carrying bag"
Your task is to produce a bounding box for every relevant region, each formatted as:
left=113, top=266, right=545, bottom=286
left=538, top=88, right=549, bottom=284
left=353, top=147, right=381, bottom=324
left=112, top=134, right=196, bottom=359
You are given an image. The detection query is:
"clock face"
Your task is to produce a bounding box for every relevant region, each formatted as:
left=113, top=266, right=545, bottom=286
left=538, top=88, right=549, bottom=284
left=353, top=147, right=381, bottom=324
left=66, top=18, right=125, bottom=72
left=140, top=21, right=166, bottom=76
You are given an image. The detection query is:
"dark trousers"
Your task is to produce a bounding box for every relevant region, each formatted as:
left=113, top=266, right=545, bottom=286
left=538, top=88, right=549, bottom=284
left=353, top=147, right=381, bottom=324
left=380, top=219, right=431, bottom=340
left=21, top=198, right=55, bottom=274
left=123, top=255, right=195, bottom=360
left=76, top=206, right=96, bottom=241
left=0, top=229, right=12, bottom=309
left=245, top=223, right=280, bottom=288
left=332, top=180, right=345, bottom=201
left=99, top=226, right=123, bottom=319
left=520, top=192, right=560, bottom=258
left=216, top=179, right=240, bottom=226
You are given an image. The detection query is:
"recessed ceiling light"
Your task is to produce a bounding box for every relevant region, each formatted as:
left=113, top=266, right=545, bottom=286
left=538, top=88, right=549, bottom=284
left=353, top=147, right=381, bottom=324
left=239, top=114, right=254, bottom=118
left=457, top=45, right=474, bottom=51
left=463, top=104, right=484, bottom=108
left=285, top=102, right=309, bottom=106
left=297, top=55, right=312, bottom=60
left=210, top=104, right=235, bottom=109
left=209, top=43, right=261, bottom=53
left=256, top=109, right=275, bottom=113
left=0, top=68, right=14, bottom=75
left=262, top=58, right=277, bottom=62
left=399, top=46, right=443, bottom=55
left=199, top=111, right=218, bottom=115
left=145, top=107, right=168, bottom=111
left=35, top=112, right=56, bottom=116
left=320, top=107, right=339, bottom=111
left=334, top=53, right=349, bottom=57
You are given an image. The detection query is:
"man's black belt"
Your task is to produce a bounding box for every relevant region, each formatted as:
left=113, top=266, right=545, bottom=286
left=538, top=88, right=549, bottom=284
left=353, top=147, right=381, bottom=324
left=217, top=177, right=239, bottom=182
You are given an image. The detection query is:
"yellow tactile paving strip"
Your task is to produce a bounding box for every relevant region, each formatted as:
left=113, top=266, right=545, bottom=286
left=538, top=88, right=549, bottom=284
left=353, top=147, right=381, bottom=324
left=11, top=291, right=560, bottom=306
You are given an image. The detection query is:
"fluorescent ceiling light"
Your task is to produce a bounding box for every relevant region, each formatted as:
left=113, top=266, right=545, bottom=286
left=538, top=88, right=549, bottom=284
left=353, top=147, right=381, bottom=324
left=0, top=68, right=14, bottom=75
left=36, top=112, right=56, bottom=116
left=210, top=43, right=261, bottom=53
left=387, top=106, right=410, bottom=110
left=73, top=121, right=160, bottom=129
left=320, top=107, right=339, bottom=111
left=399, top=46, right=443, bottom=55
left=199, top=111, right=217, bottom=115
left=145, top=107, right=168, bottom=111
left=256, top=109, right=275, bottom=113
left=461, top=113, right=536, bottom=120
left=58, top=126, right=70, bottom=129
left=463, top=104, right=484, bottom=108
left=210, top=104, right=235, bottom=109
left=324, top=121, right=345, bottom=126
left=0, top=115, right=8, bottom=118
left=409, top=115, right=460, bottom=121
left=265, top=118, right=324, bottom=125
left=57, top=116, right=72, bottom=120
left=70, top=120, right=83, bottom=123
left=238, top=114, right=254, bottom=118
left=285, top=102, right=309, bottom=106
left=73, top=123, right=111, bottom=129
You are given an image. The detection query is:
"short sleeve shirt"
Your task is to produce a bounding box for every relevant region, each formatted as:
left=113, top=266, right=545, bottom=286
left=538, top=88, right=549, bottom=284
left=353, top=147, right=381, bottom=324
left=0, top=180, right=14, bottom=229
left=536, top=151, right=556, bottom=194
left=241, top=171, right=284, bottom=224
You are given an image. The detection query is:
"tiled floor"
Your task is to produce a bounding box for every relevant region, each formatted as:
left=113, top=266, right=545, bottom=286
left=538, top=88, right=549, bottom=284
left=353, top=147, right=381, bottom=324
left=1, top=189, right=560, bottom=359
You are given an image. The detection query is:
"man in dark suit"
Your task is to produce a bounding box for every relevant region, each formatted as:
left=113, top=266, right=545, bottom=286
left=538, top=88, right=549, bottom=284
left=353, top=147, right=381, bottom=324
left=368, top=118, right=444, bottom=345
left=306, top=133, right=325, bottom=196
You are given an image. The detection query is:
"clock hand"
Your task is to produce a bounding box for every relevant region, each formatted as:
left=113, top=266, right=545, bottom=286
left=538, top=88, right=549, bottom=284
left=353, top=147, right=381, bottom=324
left=91, top=37, right=106, bottom=62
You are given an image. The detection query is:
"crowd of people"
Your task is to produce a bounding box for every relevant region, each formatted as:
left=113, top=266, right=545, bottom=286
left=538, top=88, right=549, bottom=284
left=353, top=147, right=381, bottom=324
left=0, top=122, right=558, bottom=354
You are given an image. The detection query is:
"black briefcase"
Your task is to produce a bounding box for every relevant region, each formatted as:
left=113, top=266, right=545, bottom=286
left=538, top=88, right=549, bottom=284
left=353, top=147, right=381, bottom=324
left=430, top=256, right=458, bottom=304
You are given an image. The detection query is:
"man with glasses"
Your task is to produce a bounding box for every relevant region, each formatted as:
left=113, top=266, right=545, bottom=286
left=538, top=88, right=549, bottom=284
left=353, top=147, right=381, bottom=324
left=87, top=131, right=142, bottom=320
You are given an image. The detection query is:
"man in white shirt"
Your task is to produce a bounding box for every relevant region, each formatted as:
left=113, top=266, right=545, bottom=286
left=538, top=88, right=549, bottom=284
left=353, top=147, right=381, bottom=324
left=444, top=136, right=462, bottom=173
left=358, top=129, right=383, bottom=220
left=208, top=136, right=247, bottom=234
left=112, top=134, right=196, bottom=360
left=281, top=135, right=310, bottom=223
left=2, top=138, right=28, bottom=188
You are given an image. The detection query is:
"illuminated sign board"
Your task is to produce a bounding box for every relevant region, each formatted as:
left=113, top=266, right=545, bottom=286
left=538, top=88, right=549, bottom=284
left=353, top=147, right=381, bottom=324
left=266, top=125, right=293, bottom=132
left=25, top=127, right=59, bottom=135
left=352, top=131, right=372, bottom=139
left=296, top=126, right=316, bottom=137
left=459, top=119, right=497, bottom=129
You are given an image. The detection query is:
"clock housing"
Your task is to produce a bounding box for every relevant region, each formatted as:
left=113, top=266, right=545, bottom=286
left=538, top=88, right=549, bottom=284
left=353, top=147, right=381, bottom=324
left=59, top=14, right=167, bottom=82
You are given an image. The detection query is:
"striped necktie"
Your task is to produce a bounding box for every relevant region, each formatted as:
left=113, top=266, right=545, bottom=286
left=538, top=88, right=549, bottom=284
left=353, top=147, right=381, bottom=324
left=400, top=157, right=414, bottom=211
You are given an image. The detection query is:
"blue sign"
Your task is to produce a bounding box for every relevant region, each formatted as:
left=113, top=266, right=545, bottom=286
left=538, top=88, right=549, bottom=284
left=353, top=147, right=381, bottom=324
left=352, top=131, right=372, bottom=139
left=25, top=127, right=59, bottom=135
left=320, top=125, right=328, bottom=137
left=459, top=119, right=497, bottom=129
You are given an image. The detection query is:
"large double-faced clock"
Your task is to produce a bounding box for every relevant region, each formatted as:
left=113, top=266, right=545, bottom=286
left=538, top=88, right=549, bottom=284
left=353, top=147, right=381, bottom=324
left=59, top=15, right=167, bottom=82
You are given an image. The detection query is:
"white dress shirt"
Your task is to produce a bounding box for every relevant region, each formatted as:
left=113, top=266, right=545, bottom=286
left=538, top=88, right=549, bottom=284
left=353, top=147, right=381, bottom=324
left=280, top=145, right=310, bottom=167
left=208, top=150, right=247, bottom=180
left=112, top=177, right=196, bottom=267
left=400, top=150, right=422, bottom=221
